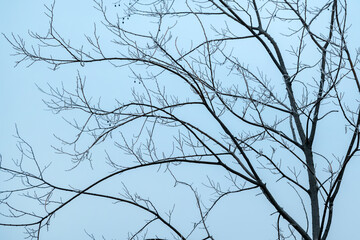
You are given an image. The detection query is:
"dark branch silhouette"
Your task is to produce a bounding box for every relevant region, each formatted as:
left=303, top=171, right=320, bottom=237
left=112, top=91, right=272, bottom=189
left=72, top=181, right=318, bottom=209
left=1, top=0, right=360, bottom=239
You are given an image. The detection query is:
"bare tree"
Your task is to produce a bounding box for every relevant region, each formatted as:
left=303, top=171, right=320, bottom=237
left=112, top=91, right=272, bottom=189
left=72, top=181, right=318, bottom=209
left=1, top=0, right=360, bottom=239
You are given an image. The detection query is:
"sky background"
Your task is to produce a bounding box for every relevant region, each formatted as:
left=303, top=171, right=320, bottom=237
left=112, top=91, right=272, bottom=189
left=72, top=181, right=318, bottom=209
left=1, top=1, right=360, bottom=239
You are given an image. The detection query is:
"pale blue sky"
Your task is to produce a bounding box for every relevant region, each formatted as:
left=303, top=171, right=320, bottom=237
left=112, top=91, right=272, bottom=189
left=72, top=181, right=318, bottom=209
left=1, top=1, right=360, bottom=239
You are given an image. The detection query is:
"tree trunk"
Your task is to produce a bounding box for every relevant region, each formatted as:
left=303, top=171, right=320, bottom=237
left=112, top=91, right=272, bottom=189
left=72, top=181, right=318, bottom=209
left=304, top=146, right=320, bottom=240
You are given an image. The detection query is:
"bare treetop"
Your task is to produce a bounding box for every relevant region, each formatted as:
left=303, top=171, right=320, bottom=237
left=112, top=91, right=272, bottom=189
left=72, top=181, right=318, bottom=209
left=1, top=1, right=360, bottom=239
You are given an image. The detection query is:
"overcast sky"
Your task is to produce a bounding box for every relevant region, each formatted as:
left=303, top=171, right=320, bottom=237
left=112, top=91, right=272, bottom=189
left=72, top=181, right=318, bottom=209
left=1, top=1, right=360, bottom=239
